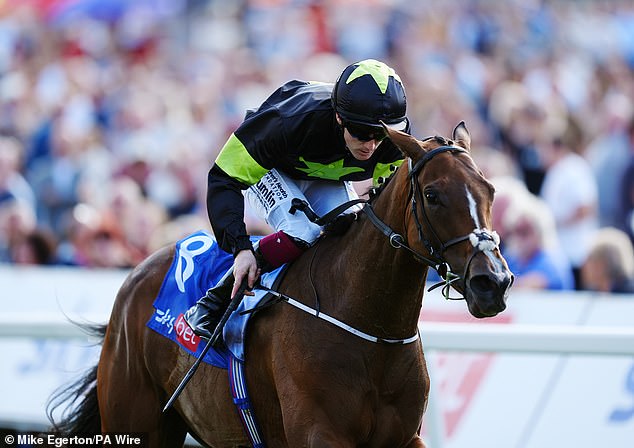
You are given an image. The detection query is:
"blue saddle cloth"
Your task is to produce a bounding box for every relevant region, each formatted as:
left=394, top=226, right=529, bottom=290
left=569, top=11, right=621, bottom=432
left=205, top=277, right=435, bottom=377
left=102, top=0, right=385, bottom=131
left=146, top=230, right=284, bottom=368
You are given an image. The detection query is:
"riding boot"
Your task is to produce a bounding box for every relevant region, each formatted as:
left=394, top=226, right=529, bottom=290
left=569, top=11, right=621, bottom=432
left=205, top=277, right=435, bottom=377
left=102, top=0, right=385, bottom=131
left=184, top=231, right=308, bottom=340
left=184, top=265, right=236, bottom=340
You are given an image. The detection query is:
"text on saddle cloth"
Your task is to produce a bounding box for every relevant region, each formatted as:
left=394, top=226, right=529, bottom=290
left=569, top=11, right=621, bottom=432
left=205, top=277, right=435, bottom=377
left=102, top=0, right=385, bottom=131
left=146, top=230, right=284, bottom=365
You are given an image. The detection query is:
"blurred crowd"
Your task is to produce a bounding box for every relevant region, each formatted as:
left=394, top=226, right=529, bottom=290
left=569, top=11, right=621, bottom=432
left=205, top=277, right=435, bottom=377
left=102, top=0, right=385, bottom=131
left=0, top=0, right=633, bottom=294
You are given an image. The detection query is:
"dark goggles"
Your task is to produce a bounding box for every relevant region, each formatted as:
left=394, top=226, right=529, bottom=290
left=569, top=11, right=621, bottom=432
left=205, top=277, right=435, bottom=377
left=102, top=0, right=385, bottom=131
left=344, top=122, right=387, bottom=142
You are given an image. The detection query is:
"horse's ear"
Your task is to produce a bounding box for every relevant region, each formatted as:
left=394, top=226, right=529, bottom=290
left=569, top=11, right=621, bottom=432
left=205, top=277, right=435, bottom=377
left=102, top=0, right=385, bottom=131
left=452, top=121, right=471, bottom=149
left=382, top=122, right=423, bottom=159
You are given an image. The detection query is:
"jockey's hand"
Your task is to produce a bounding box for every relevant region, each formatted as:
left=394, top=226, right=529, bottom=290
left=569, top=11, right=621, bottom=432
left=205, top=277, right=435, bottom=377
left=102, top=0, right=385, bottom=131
left=232, top=249, right=260, bottom=298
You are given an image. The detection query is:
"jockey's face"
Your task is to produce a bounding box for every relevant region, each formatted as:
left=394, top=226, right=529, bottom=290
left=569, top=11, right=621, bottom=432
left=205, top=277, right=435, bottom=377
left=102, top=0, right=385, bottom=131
left=337, top=114, right=383, bottom=161
left=345, top=130, right=382, bottom=160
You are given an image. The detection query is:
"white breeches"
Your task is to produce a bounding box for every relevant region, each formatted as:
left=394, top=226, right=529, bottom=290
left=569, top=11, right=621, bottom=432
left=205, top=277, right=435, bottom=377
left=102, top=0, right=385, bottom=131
left=244, top=169, right=360, bottom=245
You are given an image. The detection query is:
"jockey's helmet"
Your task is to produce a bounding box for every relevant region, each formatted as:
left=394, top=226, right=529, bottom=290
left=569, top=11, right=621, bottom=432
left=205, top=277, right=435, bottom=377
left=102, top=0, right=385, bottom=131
left=332, top=59, right=407, bottom=131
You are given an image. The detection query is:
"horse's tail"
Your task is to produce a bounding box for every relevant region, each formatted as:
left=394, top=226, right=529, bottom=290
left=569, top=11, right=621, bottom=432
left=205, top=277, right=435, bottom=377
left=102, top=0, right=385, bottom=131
left=46, top=323, right=107, bottom=435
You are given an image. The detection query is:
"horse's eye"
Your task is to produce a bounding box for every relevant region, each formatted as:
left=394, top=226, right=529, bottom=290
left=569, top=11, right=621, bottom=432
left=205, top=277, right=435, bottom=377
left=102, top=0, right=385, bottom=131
left=424, top=190, right=439, bottom=205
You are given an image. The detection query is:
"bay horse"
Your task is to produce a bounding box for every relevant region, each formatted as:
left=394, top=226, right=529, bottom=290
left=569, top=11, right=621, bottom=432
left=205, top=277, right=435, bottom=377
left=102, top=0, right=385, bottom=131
left=48, top=122, right=513, bottom=447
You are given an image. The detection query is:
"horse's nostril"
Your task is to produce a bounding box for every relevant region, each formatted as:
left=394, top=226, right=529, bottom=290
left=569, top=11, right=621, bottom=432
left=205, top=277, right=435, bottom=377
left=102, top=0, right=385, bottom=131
left=469, top=274, right=496, bottom=294
left=470, top=272, right=513, bottom=295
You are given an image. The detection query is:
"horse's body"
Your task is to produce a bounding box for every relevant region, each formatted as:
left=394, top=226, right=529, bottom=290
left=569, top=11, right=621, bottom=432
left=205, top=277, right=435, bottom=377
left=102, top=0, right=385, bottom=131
left=49, top=123, right=513, bottom=447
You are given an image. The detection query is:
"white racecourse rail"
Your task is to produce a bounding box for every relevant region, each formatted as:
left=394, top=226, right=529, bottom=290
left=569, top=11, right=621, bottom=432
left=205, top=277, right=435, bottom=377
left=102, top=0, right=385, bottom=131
left=2, top=316, right=634, bottom=355
left=1, top=264, right=633, bottom=447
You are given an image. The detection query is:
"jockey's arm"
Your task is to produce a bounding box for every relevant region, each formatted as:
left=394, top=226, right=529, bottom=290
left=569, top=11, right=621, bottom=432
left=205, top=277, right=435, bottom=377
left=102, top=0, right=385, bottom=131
left=207, top=167, right=261, bottom=297
left=206, top=164, right=253, bottom=256
left=207, top=118, right=282, bottom=258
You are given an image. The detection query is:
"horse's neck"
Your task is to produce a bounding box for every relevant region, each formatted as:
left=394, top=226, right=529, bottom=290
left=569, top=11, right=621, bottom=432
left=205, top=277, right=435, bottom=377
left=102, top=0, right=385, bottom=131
left=316, top=181, right=428, bottom=339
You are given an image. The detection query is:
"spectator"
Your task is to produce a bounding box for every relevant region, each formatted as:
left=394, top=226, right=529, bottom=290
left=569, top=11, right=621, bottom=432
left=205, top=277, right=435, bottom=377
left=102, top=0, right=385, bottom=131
left=26, top=117, right=85, bottom=233
left=580, top=227, right=634, bottom=294
left=538, top=118, right=599, bottom=288
left=584, top=92, right=633, bottom=228
left=104, top=176, right=166, bottom=260
left=617, top=115, right=634, bottom=244
left=9, top=228, right=57, bottom=265
left=0, top=199, right=37, bottom=263
left=0, top=136, right=35, bottom=211
left=0, top=0, right=631, bottom=292
left=490, top=175, right=530, bottom=246
left=502, top=193, right=574, bottom=290
left=55, top=202, right=141, bottom=269
left=89, top=213, right=140, bottom=269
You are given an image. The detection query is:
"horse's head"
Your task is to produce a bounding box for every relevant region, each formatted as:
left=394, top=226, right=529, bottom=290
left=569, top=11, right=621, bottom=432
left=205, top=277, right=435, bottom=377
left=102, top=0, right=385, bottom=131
left=384, top=121, right=513, bottom=318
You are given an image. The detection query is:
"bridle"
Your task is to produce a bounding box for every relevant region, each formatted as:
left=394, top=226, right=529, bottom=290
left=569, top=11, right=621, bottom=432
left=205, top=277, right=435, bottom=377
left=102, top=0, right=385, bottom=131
left=361, top=142, right=501, bottom=299
left=288, top=140, right=501, bottom=300
left=272, top=140, right=501, bottom=344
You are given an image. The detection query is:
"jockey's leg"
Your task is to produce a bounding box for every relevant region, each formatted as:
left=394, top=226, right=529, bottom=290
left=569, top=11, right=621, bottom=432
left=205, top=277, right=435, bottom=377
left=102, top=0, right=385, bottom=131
left=185, top=169, right=356, bottom=340
left=257, top=229, right=310, bottom=267
left=184, top=262, right=239, bottom=340
left=184, top=232, right=309, bottom=340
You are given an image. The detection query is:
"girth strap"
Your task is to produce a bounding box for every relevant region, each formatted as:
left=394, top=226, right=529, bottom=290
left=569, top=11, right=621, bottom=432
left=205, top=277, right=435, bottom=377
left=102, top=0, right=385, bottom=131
left=229, top=356, right=266, bottom=448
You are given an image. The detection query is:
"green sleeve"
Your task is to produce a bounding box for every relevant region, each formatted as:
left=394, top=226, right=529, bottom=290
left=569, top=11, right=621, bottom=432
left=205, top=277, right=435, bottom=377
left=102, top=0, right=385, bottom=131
left=215, top=133, right=270, bottom=186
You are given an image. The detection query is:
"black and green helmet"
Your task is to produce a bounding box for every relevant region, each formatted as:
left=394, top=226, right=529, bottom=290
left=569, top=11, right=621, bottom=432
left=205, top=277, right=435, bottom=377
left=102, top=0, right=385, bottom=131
left=331, top=59, right=407, bottom=131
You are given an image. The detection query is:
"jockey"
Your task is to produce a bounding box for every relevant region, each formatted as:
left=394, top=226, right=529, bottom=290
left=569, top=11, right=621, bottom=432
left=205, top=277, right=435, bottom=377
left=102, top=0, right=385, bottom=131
left=185, top=59, right=410, bottom=340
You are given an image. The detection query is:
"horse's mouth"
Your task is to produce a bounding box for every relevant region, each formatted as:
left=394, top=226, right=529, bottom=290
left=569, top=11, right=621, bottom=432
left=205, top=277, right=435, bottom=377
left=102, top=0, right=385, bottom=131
left=468, top=301, right=504, bottom=318
left=464, top=270, right=512, bottom=318
left=465, top=290, right=508, bottom=318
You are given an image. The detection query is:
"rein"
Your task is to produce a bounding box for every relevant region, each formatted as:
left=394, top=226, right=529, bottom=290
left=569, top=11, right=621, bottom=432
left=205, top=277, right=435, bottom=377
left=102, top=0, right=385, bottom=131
left=358, top=144, right=500, bottom=300
left=361, top=204, right=464, bottom=299
left=268, top=142, right=501, bottom=344
left=358, top=150, right=469, bottom=299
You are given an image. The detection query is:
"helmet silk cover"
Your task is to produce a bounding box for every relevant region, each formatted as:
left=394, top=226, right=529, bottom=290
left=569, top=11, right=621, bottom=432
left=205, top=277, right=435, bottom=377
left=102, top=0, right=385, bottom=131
left=333, top=59, right=407, bottom=130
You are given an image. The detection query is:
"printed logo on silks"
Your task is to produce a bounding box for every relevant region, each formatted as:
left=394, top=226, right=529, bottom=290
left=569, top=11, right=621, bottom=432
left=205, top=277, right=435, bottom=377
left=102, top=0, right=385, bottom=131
left=253, top=170, right=289, bottom=214
left=174, top=314, right=200, bottom=351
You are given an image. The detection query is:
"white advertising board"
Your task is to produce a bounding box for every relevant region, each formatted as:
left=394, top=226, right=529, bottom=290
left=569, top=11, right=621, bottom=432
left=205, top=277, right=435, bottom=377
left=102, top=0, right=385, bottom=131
left=420, top=292, right=634, bottom=448
left=0, top=265, right=127, bottom=429
left=1, top=264, right=633, bottom=447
